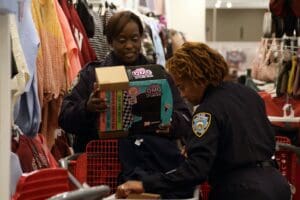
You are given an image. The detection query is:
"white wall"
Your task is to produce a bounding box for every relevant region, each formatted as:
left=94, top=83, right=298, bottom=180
left=206, top=0, right=268, bottom=9
left=165, top=0, right=206, bottom=42
left=206, top=9, right=265, bottom=41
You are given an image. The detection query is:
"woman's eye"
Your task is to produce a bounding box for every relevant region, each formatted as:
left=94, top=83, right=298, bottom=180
left=132, top=36, right=139, bottom=42
left=118, top=38, right=126, bottom=43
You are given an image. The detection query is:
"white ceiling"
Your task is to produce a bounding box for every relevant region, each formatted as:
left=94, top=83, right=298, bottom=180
left=206, top=0, right=269, bottom=9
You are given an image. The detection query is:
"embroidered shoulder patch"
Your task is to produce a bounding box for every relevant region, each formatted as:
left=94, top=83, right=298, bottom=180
left=192, top=112, right=211, bottom=138
left=68, top=74, right=80, bottom=93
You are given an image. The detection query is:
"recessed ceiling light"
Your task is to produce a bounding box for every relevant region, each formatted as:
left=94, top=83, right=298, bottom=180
left=226, top=2, right=232, bottom=8
left=215, top=0, right=222, bottom=8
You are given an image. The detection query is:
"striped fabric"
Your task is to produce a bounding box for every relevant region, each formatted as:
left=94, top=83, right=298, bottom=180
left=89, top=9, right=113, bottom=60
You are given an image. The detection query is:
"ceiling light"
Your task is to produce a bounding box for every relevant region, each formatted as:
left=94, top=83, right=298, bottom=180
left=215, top=0, right=222, bottom=8
left=226, top=2, right=232, bottom=8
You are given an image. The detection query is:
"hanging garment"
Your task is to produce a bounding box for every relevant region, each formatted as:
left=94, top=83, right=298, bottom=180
left=14, top=0, right=41, bottom=137
left=276, top=60, right=291, bottom=97
left=76, top=0, right=95, bottom=38
left=293, top=54, right=300, bottom=97
left=270, top=0, right=298, bottom=37
left=54, top=0, right=81, bottom=85
left=269, top=0, right=287, bottom=17
left=141, top=24, right=156, bottom=63
left=89, top=9, right=111, bottom=60
left=31, top=0, right=68, bottom=105
left=59, top=0, right=97, bottom=66
left=291, top=0, right=300, bottom=17
left=141, top=14, right=166, bottom=66
left=10, top=14, right=30, bottom=108
left=287, top=56, right=297, bottom=95
left=32, top=0, right=69, bottom=148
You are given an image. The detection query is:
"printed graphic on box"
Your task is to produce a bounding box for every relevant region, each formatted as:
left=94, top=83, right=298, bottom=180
left=126, top=65, right=173, bottom=132
left=97, top=65, right=173, bottom=137
left=99, top=90, right=124, bottom=133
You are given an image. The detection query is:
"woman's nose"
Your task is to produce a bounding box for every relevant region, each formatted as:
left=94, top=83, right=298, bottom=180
left=124, top=41, right=134, bottom=49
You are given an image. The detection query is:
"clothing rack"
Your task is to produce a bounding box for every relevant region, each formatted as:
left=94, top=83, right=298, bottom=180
left=264, top=42, right=300, bottom=54
left=262, top=36, right=300, bottom=41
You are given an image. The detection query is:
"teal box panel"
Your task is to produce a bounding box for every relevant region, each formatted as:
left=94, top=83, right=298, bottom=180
left=126, top=65, right=173, bottom=132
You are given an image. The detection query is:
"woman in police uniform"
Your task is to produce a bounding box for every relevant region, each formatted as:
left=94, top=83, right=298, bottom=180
left=116, top=42, right=291, bottom=200
left=59, top=11, right=194, bottom=199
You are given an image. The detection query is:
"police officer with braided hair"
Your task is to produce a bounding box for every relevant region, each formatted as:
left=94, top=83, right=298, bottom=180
left=116, top=42, right=291, bottom=200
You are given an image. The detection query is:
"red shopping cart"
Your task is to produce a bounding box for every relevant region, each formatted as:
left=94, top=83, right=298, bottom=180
left=86, top=139, right=121, bottom=193
left=12, top=168, right=70, bottom=200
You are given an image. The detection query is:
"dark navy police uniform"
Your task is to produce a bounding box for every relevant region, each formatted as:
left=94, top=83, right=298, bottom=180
left=141, top=82, right=291, bottom=200
left=58, top=52, right=194, bottom=198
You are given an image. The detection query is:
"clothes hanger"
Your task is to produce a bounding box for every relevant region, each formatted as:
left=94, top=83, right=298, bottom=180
left=97, top=2, right=103, bottom=15
left=262, top=36, right=299, bottom=41
left=109, top=2, right=117, bottom=10
left=268, top=103, right=300, bottom=122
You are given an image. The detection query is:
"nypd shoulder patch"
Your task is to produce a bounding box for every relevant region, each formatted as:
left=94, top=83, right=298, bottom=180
left=192, top=112, right=211, bottom=138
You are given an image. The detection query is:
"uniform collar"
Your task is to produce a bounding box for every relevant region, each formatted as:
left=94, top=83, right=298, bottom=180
left=198, top=82, right=225, bottom=105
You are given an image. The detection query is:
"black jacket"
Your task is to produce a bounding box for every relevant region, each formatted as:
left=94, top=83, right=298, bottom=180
left=58, top=52, right=194, bottom=198
left=141, top=82, right=290, bottom=200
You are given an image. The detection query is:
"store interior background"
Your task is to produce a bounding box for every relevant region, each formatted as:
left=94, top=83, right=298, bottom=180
left=87, top=0, right=268, bottom=74
left=0, top=0, right=270, bottom=199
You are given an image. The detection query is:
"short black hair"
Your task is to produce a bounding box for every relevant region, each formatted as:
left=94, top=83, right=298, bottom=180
left=105, top=11, right=144, bottom=44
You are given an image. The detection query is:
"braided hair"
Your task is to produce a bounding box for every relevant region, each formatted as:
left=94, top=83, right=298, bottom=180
left=166, top=42, right=229, bottom=86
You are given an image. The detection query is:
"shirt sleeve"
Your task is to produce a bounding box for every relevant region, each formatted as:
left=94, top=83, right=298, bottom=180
left=142, top=105, right=220, bottom=194
left=58, top=65, right=98, bottom=135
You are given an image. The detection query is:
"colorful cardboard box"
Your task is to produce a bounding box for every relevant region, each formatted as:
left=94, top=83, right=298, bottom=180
left=126, top=64, right=173, bottom=133
left=95, top=64, right=173, bottom=138
left=96, top=66, right=129, bottom=138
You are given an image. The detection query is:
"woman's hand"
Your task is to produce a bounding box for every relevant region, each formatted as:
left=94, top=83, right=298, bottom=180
left=86, top=82, right=108, bottom=113
left=116, top=181, right=144, bottom=199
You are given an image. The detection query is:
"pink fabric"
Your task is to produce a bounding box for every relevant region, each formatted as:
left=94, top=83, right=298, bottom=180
left=31, top=0, right=68, bottom=105
left=54, top=0, right=81, bottom=85
left=31, top=0, right=68, bottom=148
left=60, top=0, right=97, bottom=66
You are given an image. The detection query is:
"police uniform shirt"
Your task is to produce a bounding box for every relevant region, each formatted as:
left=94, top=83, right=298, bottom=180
left=59, top=51, right=195, bottom=198
left=142, top=81, right=276, bottom=193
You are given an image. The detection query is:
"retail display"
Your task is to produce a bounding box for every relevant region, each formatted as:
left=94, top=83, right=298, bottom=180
left=96, top=64, right=173, bottom=138
left=96, top=66, right=129, bottom=138
left=126, top=64, right=173, bottom=133
left=248, top=1, right=300, bottom=198
left=5, top=0, right=300, bottom=199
